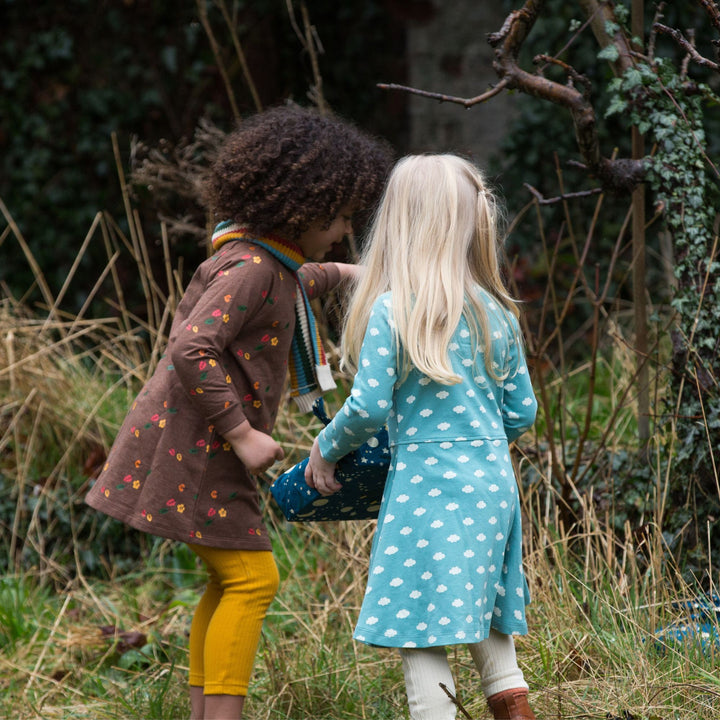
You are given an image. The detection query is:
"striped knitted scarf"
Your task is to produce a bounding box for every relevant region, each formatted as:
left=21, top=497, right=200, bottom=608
left=211, top=221, right=336, bottom=413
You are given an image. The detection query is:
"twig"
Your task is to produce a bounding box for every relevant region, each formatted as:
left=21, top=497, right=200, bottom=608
left=524, top=183, right=603, bottom=205
left=215, top=0, right=263, bottom=112
left=439, top=683, right=474, bottom=719
left=196, top=0, right=241, bottom=121
left=654, top=23, right=720, bottom=72
left=377, top=79, right=509, bottom=108
left=301, top=2, right=326, bottom=114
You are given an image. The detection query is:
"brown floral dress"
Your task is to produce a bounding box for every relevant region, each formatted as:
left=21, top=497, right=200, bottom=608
left=85, top=240, right=341, bottom=549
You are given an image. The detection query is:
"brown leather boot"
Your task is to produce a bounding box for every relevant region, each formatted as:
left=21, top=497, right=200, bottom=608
left=486, top=688, right=536, bottom=719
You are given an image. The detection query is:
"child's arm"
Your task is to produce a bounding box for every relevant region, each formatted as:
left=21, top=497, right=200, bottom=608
left=333, top=262, right=363, bottom=283
left=305, top=437, right=342, bottom=496
left=501, top=316, right=538, bottom=442
left=223, top=421, right=285, bottom=477
left=308, top=295, right=395, bottom=473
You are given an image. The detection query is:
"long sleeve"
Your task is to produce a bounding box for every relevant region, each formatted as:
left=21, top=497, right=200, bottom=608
left=500, top=314, right=537, bottom=442
left=318, top=295, right=397, bottom=462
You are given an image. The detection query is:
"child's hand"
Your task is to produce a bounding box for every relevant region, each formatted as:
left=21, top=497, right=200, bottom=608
left=305, top=438, right=342, bottom=496
left=223, top=421, right=285, bottom=477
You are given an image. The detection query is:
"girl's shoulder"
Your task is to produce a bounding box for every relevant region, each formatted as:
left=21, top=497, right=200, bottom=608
left=370, top=291, right=393, bottom=315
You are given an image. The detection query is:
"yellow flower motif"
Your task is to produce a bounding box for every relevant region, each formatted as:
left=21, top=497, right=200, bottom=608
left=253, top=256, right=261, bottom=264
left=176, top=453, right=183, bottom=461
left=223, top=314, right=230, bottom=323
left=225, top=374, right=232, bottom=384
left=195, top=531, right=203, bottom=539
left=133, top=480, right=140, bottom=489
left=104, top=488, right=110, bottom=497
left=192, top=325, right=199, bottom=333
left=177, top=504, right=185, bottom=513
left=219, top=508, right=227, bottom=518
left=271, top=337, right=278, bottom=346
left=223, top=442, right=232, bottom=451
left=134, top=429, right=140, bottom=438
left=244, top=352, right=251, bottom=360
left=103, top=462, right=109, bottom=471
left=195, top=387, right=204, bottom=394
left=159, top=419, right=167, bottom=428
left=209, top=359, right=217, bottom=367
left=253, top=400, right=262, bottom=409
left=146, top=513, right=153, bottom=522
left=309, top=279, right=315, bottom=287
left=279, top=271, right=284, bottom=280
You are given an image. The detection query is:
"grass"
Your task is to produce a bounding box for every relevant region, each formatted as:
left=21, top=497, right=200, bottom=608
left=2, top=195, right=720, bottom=719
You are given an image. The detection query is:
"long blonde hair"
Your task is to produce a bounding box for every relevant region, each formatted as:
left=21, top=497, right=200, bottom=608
left=342, top=153, right=520, bottom=384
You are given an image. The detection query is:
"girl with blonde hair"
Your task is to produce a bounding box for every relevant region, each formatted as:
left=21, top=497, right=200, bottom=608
left=306, top=154, right=538, bottom=720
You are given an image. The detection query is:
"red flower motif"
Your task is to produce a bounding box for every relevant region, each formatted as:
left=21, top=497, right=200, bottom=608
left=208, top=508, right=217, bottom=517
left=196, top=439, right=206, bottom=447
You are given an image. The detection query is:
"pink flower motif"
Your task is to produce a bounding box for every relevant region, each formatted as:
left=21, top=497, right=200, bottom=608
left=123, top=474, right=132, bottom=483
left=208, top=508, right=217, bottom=517
left=169, top=448, right=176, bottom=456
left=212, top=309, right=222, bottom=317
left=151, top=414, right=160, bottom=422
left=166, top=498, right=176, bottom=507
left=198, top=361, right=207, bottom=370
left=196, top=439, right=206, bottom=447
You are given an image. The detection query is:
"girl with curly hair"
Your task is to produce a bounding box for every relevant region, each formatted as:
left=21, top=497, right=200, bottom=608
left=86, top=104, right=392, bottom=720
left=306, top=154, right=538, bottom=720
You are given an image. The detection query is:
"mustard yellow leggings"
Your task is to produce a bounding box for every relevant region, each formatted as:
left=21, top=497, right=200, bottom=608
left=188, top=545, right=280, bottom=696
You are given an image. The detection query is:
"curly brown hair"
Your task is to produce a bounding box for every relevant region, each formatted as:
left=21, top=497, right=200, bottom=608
left=204, top=104, right=393, bottom=239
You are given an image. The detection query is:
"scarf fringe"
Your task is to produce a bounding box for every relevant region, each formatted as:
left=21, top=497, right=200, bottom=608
left=292, top=388, right=323, bottom=414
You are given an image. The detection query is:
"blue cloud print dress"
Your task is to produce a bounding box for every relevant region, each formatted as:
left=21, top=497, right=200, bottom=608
left=317, top=290, right=538, bottom=648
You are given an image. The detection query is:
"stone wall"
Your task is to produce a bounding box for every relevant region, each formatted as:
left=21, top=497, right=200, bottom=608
left=403, top=1, right=518, bottom=166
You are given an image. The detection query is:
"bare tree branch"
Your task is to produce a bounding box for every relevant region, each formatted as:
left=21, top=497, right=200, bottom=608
left=487, top=0, right=645, bottom=194
left=655, top=23, right=720, bottom=73
left=375, top=79, right=510, bottom=108
left=524, top=183, right=603, bottom=205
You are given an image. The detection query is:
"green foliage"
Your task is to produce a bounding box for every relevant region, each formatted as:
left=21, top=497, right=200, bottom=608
left=606, top=49, right=720, bottom=575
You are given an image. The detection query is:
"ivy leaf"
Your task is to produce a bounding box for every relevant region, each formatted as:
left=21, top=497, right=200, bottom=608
left=598, top=44, right=620, bottom=62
